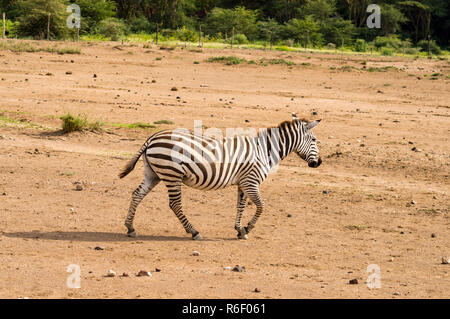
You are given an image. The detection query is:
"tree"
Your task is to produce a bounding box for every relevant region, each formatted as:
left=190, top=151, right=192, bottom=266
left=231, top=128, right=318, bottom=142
left=257, top=18, right=282, bottom=44
left=206, top=6, right=259, bottom=40
left=319, top=16, right=355, bottom=46
left=70, top=0, right=115, bottom=34
left=284, top=16, right=323, bottom=47
left=379, top=4, right=407, bottom=36
left=398, top=1, right=431, bottom=43
left=303, top=0, right=337, bottom=21
left=16, top=0, right=69, bottom=39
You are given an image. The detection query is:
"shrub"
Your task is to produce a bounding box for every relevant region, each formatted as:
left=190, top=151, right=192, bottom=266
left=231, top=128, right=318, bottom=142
left=381, top=48, right=394, bottom=56
left=129, top=16, right=154, bottom=34
left=354, top=39, right=367, bottom=52
left=96, top=18, right=128, bottom=41
left=207, top=56, right=245, bottom=65
left=374, top=35, right=404, bottom=50
left=232, top=33, right=248, bottom=44
left=417, top=39, right=442, bottom=55
left=60, top=114, right=102, bottom=133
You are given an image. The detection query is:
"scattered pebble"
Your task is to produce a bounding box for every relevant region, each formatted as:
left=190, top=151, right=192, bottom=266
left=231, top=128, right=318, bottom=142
left=93, top=74, right=97, bottom=78
left=65, top=71, right=72, bottom=75
left=254, top=288, right=261, bottom=293
left=393, top=292, right=401, bottom=296
left=171, top=87, right=178, bottom=91
left=122, top=272, right=129, bottom=277
left=94, top=246, right=104, bottom=250
left=75, top=184, right=83, bottom=191
left=137, top=270, right=152, bottom=277
left=287, top=214, right=292, bottom=218
left=192, top=251, right=200, bottom=256
left=322, top=190, right=329, bottom=194
left=155, top=268, right=161, bottom=272
left=107, top=270, right=116, bottom=277
left=442, top=257, right=450, bottom=265
left=349, top=279, right=358, bottom=285
left=232, top=265, right=246, bottom=272
left=431, top=233, right=436, bottom=238
left=223, top=266, right=232, bottom=270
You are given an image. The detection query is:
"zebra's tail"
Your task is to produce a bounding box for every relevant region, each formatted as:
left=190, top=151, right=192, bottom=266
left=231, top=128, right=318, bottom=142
left=119, top=140, right=151, bottom=179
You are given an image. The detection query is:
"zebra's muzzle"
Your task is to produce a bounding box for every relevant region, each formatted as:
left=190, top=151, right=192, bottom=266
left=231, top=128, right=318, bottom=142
left=308, top=157, right=322, bottom=168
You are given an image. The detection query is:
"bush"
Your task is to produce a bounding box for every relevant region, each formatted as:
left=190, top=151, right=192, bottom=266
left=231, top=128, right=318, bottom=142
left=96, top=18, right=128, bottom=41
left=381, top=48, right=394, bottom=56
left=176, top=26, right=196, bottom=42
left=417, top=39, right=442, bottom=55
left=374, top=35, right=404, bottom=50
left=60, top=114, right=102, bottom=133
left=232, top=33, right=248, bottom=44
left=129, top=16, right=154, bottom=34
left=354, top=39, right=367, bottom=52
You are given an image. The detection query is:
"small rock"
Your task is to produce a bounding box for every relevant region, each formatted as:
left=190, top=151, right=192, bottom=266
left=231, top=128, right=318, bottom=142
left=245, top=119, right=250, bottom=123
left=223, top=266, right=232, bottom=270
left=107, top=270, right=116, bottom=277
left=171, top=87, right=178, bottom=91
left=389, top=257, right=394, bottom=262
left=94, top=246, right=104, bottom=250
left=287, top=214, right=292, bottom=218
left=410, top=200, right=416, bottom=205
left=93, top=74, right=97, bottom=78
left=69, top=207, right=75, bottom=213
left=254, top=288, right=261, bottom=293
left=431, top=233, right=436, bottom=238
left=393, top=292, right=401, bottom=296
left=312, top=111, right=318, bottom=116
left=155, top=268, right=161, bottom=272
left=349, top=279, right=358, bottom=285
left=137, top=270, right=152, bottom=277
left=322, top=190, right=329, bottom=194
left=75, top=184, right=83, bottom=191
left=232, top=265, right=245, bottom=272
left=192, top=251, right=200, bottom=256
left=66, top=71, right=72, bottom=75
left=442, top=257, right=450, bottom=265
left=2, top=192, right=6, bottom=196
left=122, top=272, right=129, bottom=277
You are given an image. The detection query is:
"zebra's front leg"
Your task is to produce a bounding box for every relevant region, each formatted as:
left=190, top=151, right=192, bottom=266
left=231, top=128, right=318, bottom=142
left=125, top=176, right=159, bottom=238
left=241, top=184, right=264, bottom=237
left=235, top=187, right=248, bottom=239
left=166, top=183, right=202, bottom=240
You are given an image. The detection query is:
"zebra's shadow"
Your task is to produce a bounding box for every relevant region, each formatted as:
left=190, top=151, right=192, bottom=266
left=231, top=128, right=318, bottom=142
left=3, top=231, right=233, bottom=242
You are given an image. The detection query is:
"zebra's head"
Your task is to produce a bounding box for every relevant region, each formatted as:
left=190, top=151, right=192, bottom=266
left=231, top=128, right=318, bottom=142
left=292, top=113, right=322, bottom=168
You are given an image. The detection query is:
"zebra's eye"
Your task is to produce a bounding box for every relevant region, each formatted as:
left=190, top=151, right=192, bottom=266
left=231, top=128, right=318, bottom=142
left=312, top=138, right=316, bottom=142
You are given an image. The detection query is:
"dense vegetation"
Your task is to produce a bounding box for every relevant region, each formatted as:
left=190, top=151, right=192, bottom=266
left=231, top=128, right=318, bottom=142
left=1, top=0, right=448, bottom=54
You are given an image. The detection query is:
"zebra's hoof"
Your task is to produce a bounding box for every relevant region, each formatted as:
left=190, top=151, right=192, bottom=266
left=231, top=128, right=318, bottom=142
left=127, top=230, right=137, bottom=238
left=192, top=233, right=203, bottom=240
left=237, top=233, right=248, bottom=240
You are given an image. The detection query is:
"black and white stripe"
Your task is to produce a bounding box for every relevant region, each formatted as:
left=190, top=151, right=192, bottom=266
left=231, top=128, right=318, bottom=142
left=119, top=113, right=322, bottom=240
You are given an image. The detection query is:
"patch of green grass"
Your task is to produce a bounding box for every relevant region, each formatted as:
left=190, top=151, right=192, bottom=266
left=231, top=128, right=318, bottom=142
left=384, top=83, right=391, bottom=86
left=60, top=113, right=102, bottom=133
left=344, top=225, right=368, bottom=231
left=193, top=61, right=200, bottom=64
left=263, top=58, right=295, bottom=66
left=108, top=122, right=156, bottom=129
left=0, top=113, right=49, bottom=130
left=155, top=57, right=162, bottom=61
left=207, top=56, right=245, bottom=65
left=0, top=40, right=81, bottom=54
left=153, top=120, right=174, bottom=125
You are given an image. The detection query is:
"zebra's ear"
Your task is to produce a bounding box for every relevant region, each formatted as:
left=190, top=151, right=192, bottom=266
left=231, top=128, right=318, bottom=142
left=306, top=119, right=321, bottom=130
left=292, top=113, right=298, bottom=120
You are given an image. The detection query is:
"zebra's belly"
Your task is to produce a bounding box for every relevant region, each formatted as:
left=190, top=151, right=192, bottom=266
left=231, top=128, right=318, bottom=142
left=181, top=162, right=240, bottom=190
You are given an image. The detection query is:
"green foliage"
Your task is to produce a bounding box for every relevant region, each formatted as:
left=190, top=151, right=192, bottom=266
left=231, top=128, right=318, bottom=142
left=96, top=17, right=128, bottom=41
left=4, top=19, right=20, bottom=38
left=319, top=17, right=355, bottom=46
left=284, top=16, right=323, bottom=47
left=128, top=16, right=154, bottom=33
left=206, top=6, right=259, bottom=41
left=207, top=56, right=245, bottom=65
left=379, top=4, right=407, bottom=36
left=15, top=0, right=68, bottom=39
left=354, top=39, right=367, bottom=52
left=60, top=113, right=102, bottom=133
left=73, top=0, right=115, bottom=34
left=176, top=26, right=196, bottom=42
left=302, top=0, right=337, bottom=20
left=417, top=39, right=442, bottom=55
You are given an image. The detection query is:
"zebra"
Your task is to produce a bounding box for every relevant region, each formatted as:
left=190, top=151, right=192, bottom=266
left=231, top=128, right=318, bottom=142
left=119, top=113, right=322, bottom=240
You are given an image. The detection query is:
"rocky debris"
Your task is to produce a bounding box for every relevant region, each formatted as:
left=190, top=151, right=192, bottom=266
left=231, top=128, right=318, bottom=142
left=223, top=266, right=232, bottom=270
left=442, top=257, right=450, bottom=265
left=192, top=251, right=200, bottom=256
left=137, top=270, right=152, bottom=277
left=411, top=147, right=421, bottom=152
left=75, top=184, right=83, bottom=191
left=93, top=74, right=97, bottom=78
left=322, top=190, right=329, bottom=194
left=94, top=246, right=104, bottom=251
left=69, top=207, right=75, bottom=213
left=66, top=71, right=72, bottom=75
left=171, top=87, right=178, bottom=91
left=349, top=279, right=358, bottom=285
left=287, top=214, right=292, bottom=218
left=155, top=268, right=161, bottom=272
left=232, top=265, right=246, bottom=272
left=107, top=270, right=116, bottom=277
left=431, top=233, right=436, bottom=238
left=254, top=288, right=261, bottom=293
left=393, top=292, right=401, bottom=296
left=121, top=272, right=129, bottom=277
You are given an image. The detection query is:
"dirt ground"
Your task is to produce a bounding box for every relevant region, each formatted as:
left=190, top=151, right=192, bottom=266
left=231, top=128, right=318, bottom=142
left=0, top=40, right=449, bottom=299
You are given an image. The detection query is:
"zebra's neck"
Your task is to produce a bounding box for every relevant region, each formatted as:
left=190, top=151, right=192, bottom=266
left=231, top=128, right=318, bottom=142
left=255, top=122, right=298, bottom=169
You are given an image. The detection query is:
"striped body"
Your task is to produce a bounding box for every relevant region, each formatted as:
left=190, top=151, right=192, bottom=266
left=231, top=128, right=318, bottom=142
left=120, top=114, right=322, bottom=240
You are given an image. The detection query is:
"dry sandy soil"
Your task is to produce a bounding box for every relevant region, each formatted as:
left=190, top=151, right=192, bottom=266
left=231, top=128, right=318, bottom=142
left=0, top=40, right=449, bottom=299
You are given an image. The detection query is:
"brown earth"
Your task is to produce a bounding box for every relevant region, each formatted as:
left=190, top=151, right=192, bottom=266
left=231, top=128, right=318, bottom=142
left=0, top=40, right=449, bottom=299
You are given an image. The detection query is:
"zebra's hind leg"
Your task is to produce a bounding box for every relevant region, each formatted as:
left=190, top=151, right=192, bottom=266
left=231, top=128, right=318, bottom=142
left=240, top=183, right=264, bottom=237
left=234, top=187, right=248, bottom=240
left=165, top=182, right=202, bottom=240
left=124, top=164, right=160, bottom=238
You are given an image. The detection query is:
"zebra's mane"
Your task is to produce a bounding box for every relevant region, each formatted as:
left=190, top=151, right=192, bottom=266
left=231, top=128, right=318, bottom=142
left=273, top=118, right=310, bottom=130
